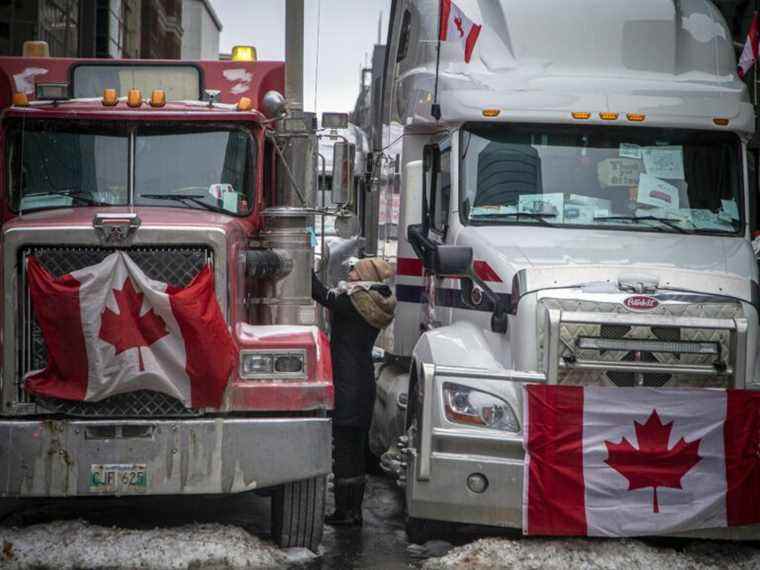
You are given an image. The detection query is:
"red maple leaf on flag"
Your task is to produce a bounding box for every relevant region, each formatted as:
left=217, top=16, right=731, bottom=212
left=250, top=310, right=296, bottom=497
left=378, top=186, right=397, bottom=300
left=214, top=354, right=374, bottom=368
left=99, top=278, right=169, bottom=371
left=604, top=410, right=702, bottom=513
left=454, top=16, right=465, bottom=37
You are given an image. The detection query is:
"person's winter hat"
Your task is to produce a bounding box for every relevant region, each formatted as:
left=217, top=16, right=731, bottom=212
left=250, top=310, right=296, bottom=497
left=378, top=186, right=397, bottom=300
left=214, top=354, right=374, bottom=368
left=352, top=258, right=393, bottom=282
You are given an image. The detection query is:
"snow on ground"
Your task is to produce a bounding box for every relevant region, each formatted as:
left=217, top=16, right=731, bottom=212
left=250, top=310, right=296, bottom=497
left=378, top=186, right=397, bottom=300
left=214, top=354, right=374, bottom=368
left=0, top=519, right=290, bottom=570
left=422, top=537, right=760, bottom=569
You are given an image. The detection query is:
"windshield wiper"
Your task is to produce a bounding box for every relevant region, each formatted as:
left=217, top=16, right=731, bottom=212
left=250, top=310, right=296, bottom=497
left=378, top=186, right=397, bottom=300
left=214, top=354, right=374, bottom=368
left=22, top=190, right=108, bottom=207
left=140, top=193, right=230, bottom=215
left=594, top=215, right=692, bottom=234
left=470, top=211, right=557, bottom=227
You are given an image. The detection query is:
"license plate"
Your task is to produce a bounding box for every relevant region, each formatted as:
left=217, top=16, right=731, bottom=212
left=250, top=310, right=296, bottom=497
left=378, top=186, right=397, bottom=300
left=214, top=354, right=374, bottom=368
left=89, top=464, right=147, bottom=493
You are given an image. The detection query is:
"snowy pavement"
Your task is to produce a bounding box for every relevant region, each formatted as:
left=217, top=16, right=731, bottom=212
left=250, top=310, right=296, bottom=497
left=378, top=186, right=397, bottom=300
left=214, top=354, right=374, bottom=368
left=422, top=536, right=760, bottom=569
left=0, top=520, right=293, bottom=569
left=4, top=476, right=760, bottom=569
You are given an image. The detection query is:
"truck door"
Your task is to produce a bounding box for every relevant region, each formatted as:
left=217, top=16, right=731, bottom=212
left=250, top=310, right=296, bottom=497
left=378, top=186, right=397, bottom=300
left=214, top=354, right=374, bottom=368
left=420, top=138, right=453, bottom=328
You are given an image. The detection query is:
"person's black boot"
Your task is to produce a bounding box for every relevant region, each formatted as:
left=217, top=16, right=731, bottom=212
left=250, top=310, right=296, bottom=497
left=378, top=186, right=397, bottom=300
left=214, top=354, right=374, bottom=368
left=325, top=476, right=364, bottom=527
left=348, top=476, right=366, bottom=526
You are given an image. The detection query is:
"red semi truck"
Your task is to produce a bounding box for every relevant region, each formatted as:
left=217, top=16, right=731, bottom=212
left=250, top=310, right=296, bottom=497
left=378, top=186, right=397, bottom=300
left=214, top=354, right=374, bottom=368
left=0, top=43, right=334, bottom=552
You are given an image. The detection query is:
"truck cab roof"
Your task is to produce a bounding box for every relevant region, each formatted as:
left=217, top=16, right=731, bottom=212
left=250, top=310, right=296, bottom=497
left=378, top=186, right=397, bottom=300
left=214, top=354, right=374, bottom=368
left=388, top=0, right=754, bottom=133
left=4, top=98, right=267, bottom=123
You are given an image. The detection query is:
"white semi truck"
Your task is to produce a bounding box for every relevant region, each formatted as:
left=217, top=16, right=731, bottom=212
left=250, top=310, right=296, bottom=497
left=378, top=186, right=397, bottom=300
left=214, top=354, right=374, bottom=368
left=368, top=0, right=760, bottom=541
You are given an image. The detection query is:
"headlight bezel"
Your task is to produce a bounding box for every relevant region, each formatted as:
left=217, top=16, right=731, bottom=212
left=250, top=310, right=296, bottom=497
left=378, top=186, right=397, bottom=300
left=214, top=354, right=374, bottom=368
left=239, top=349, right=307, bottom=380
left=442, top=382, right=520, bottom=433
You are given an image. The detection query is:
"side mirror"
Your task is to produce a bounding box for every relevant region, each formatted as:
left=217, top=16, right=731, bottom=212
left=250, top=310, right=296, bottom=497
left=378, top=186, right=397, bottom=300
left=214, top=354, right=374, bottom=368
left=433, top=245, right=473, bottom=276
left=332, top=142, right=356, bottom=205
left=261, top=90, right=286, bottom=119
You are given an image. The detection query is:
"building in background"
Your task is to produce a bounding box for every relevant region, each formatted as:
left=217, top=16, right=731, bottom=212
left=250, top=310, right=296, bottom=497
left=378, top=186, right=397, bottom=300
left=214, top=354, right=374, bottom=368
left=181, top=0, right=221, bottom=60
left=140, top=0, right=182, bottom=59
left=0, top=0, right=183, bottom=59
left=96, top=0, right=140, bottom=58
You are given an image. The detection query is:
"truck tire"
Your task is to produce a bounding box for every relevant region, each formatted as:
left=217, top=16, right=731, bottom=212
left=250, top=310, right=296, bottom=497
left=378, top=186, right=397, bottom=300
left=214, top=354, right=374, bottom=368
left=405, top=516, right=455, bottom=544
left=270, top=476, right=326, bottom=553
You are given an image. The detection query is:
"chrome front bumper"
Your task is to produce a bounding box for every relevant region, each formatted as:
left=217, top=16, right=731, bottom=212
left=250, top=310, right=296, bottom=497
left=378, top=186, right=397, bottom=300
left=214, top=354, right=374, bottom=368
left=0, top=417, right=331, bottom=497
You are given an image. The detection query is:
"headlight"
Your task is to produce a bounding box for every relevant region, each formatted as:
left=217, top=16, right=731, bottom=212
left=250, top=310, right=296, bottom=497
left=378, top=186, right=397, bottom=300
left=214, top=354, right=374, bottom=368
left=240, top=350, right=306, bottom=379
left=443, top=383, right=519, bottom=432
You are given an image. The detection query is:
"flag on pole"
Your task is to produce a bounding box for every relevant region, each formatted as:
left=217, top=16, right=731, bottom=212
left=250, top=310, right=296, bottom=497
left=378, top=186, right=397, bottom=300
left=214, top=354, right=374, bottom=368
left=439, top=0, right=482, bottom=63
left=523, top=384, right=760, bottom=536
left=738, top=12, right=760, bottom=79
left=25, top=251, right=236, bottom=408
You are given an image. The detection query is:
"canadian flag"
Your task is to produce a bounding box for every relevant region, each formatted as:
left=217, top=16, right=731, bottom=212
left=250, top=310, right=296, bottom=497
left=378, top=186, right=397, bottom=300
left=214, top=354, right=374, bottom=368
left=439, top=0, right=482, bottom=63
left=523, top=385, right=760, bottom=536
left=25, top=252, right=236, bottom=408
left=738, top=13, right=760, bottom=79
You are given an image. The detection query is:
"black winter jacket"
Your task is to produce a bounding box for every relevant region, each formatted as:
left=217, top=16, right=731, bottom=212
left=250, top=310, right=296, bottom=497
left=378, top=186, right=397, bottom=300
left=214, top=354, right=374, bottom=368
left=312, top=272, right=393, bottom=429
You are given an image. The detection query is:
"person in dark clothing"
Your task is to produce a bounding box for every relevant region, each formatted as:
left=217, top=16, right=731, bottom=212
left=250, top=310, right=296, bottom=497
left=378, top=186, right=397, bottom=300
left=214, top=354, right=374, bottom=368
left=311, top=258, right=397, bottom=526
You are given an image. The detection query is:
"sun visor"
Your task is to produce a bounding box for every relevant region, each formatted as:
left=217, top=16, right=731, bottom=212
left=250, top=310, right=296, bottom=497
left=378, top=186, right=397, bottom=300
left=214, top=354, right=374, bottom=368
left=72, top=64, right=201, bottom=100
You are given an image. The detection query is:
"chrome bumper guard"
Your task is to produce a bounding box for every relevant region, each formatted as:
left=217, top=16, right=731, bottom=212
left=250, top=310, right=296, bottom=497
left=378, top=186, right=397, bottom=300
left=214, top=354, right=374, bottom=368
left=544, top=310, right=749, bottom=386
left=0, top=417, right=331, bottom=497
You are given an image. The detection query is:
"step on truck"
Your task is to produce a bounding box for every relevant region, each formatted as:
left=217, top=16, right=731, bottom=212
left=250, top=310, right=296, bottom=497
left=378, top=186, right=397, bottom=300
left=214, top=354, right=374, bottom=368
left=369, top=0, right=760, bottom=541
left=0, top=38, right=345, bottom=552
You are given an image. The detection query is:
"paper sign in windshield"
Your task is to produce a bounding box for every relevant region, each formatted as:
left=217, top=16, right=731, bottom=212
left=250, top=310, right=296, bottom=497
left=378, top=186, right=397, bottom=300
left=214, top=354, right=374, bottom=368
left=642, top=146, right=684, bottom=180
left=688, top=209, right=735, bottom=230
left=638, top=174, right=680, bottom=210
left=597, top=158, right=643, bottom=187
left=619, top=143, right=642, bottom=159
left=721, top=199, right=739, bottom=220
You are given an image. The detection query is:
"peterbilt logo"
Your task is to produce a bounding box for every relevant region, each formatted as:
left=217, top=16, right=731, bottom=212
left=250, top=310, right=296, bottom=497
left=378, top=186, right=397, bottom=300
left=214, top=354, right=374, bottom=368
left=624, top=295, right=659, bottom=311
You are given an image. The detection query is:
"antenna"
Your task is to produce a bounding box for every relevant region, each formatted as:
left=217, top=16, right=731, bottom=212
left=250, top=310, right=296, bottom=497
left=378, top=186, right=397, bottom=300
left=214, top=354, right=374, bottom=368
left=431, top=0, right=443, bottom=121
left=378, top=11, right=383, bottom=44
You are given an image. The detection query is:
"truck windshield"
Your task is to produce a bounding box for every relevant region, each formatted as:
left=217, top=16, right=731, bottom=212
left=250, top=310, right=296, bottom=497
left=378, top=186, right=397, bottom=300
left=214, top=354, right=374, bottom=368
left=7, top=121, right=129, bottom=211
left=134, top=126, right=253, bottom=215
left=460, top=124, right=744, bottom=235
left=7, top=121, right=255, bottom=215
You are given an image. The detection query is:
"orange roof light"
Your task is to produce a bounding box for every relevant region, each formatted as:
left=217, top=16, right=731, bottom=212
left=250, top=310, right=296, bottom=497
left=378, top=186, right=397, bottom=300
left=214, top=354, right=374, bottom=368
left=127, top=89, right=142, bottom=108
left=12, top=92, right=29, bottom=107
left=102, top=88, right=118, bottom=106
left=150, top=89, right=166, bottom=108
left=626, top=113, right=646, bottom=122
left=571, top=112, right=591, bottom=120
left=482, top=108, right=501, bottom=117
left=599, top=112, right=619, bottom=121
left=237, top=97, right=253, bottom=111
left=713, top=118, right=730, bottom=126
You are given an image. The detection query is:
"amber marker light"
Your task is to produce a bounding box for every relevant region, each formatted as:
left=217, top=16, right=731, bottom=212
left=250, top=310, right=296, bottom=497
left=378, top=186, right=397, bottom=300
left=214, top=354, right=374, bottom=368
left=231, top=45, right=257, bottom=62
left=571, top=112, right=591, bottom=120
left=22, top=40, right=49, bottom=58
left=150, top=89, right=166, bottom=108
left=102, top=89, right=118, bottom=106
left=713, top=118, right=730, bottom=126
left=127, top=89, right=142, bottom=108
left=599, top=112, right=619, bottom=120
left=237, top=97, right=253, bottom=111
left=482, top=108, right=501, bottom=117
left=627, top=113, right=646, bottom=122
left=12, top=92, right=29, bottom=107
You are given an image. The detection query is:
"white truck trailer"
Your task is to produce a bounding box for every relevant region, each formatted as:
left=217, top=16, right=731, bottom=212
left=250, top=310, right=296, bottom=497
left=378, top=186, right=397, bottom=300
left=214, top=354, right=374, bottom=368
left=369, top=0, right=760, bottom=541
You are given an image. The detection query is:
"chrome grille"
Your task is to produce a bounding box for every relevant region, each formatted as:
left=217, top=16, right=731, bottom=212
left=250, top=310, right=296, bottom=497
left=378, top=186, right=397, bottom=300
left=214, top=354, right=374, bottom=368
left=33, top=390, right=196, bottom=418
left=19, top=246, right=212, bottom=417
left=538, top=297, right=743, bottom=389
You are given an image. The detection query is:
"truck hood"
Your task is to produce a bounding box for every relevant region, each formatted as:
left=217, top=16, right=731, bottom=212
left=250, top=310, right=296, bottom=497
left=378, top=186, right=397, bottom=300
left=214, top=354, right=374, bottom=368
left=458, top=226, right=757, bottom=300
